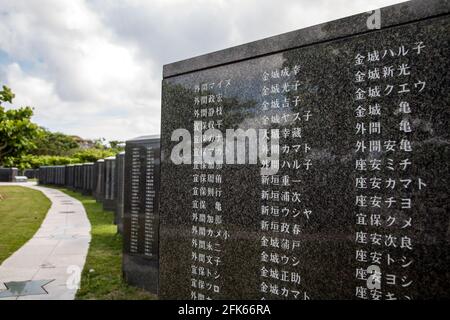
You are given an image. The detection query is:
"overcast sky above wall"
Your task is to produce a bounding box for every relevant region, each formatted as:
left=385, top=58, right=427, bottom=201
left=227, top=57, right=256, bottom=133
left=0, top=0, right=406, bottom=141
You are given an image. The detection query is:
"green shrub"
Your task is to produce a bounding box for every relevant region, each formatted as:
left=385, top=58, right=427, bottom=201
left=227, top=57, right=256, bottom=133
left=71, top=148, right=115, bottom=163
left=4, top=146, right=120, bottom=169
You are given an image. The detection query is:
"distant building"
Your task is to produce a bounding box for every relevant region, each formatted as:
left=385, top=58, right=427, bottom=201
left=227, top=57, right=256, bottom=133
left=70, top=136, right=95, bottom=149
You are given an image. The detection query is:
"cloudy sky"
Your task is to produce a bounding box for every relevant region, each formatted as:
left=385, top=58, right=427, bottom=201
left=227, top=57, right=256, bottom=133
left=0, top=0, right=405, bottom=141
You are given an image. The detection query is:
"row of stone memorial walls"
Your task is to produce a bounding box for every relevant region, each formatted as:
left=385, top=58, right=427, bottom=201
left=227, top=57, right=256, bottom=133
left=38, top=155, right=124, bottom=233
left=36, top=136, right=161, bottom=296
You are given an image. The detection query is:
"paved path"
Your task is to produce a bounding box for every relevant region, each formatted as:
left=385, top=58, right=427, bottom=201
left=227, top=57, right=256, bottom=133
left=0, top=182, right=91, bottom=300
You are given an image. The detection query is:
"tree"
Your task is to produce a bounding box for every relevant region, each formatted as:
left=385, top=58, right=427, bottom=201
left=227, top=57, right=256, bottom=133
left=0, top=85, right=41, bottom=166
left=109, top=140, right=125, bottom=152
left=32, top=128, right=79, bottom=156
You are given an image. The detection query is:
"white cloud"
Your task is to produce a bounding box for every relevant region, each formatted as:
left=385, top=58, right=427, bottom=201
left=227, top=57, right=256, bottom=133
left=0, top=0, right=405, bottom=140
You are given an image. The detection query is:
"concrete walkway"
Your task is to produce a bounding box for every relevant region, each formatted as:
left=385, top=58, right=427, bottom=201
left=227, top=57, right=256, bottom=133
left=0, top=182, right=91, bottom=300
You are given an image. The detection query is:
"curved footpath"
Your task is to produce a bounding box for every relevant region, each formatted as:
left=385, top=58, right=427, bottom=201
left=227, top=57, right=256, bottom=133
left=0, top=182, right=91, bottom=300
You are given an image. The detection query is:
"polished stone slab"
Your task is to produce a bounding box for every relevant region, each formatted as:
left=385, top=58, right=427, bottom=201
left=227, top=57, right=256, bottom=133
left=0, top=168, right=19, bottom=182
left=160, top=0, right=450, bottom=300
left=122, top=136, right=160, bottom=294
left=115, top=152, right=126, bottom=234
left=103, top=156, right=117, bottom=211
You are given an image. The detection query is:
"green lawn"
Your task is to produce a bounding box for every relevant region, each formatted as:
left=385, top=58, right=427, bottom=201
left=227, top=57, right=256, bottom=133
left=53, top=187, right=156, bottom=300
left=0, top=186, right=51, bottom=264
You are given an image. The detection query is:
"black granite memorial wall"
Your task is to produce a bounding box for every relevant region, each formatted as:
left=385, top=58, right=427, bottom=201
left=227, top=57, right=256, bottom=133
left=122, top=135, right=160, bottom=294
left=56, top=166, right=66, bottom=185
left=41, top=166, right=52, bottom=185
left=0, top=168, right=18, bottom=182
left=103, top=156, right=117, bottom=211
left=37, top=166, right=48, bottom=185
left=159, top=0, right=450, bottom=300
left=66, top=164, right=75, bottom=189
left=82, top=163, right=94, bottom=195
left=23, top=169, right=36, bottom=179
left=115, top=151, right=126, bottom=234
left=94, top=159, right=105, bottom=203
left=74, top=164, right=83, bottom=191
